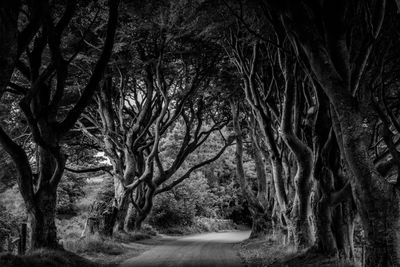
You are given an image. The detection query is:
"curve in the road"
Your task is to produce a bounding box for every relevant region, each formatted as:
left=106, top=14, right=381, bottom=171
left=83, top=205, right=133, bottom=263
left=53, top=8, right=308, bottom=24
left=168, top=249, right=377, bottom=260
left=120, top=230, right=250, bottom=267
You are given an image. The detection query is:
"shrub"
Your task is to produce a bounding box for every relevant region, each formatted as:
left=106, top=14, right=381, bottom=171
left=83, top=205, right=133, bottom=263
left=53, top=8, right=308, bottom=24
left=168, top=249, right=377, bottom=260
left=57, top=216, right=86, bottom=241
left=149, top=173, right=220, bottom=229
left=0, top=205, right=20, bottom=253
left=149, top=193, right=195, bottom=228
left=140, top=224, right=158, bottom=236
left=193, top=217, right=236, bottom=232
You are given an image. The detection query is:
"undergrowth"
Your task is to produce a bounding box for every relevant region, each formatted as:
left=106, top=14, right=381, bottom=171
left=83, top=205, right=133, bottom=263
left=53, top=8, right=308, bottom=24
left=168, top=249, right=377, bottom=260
left=158, top=216, right=237, bottom=235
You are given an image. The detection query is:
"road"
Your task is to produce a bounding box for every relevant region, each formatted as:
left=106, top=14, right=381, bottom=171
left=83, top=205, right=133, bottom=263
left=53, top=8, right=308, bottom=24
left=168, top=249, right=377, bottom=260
left=120, top=230, right=250, bottom=267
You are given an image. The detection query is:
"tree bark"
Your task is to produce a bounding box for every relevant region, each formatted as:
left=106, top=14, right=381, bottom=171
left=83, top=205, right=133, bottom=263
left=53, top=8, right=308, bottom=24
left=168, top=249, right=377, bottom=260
left=279, top=65, right=314, bottom=249
left=249, top=210, right=270, bottom=239
left=271, top=2, right=400, bottom=263
left=28, top=186, right=60, bottom=249
left=132, top=183, right=155, bottom=232
left=231, top=100, right=271, bottom=239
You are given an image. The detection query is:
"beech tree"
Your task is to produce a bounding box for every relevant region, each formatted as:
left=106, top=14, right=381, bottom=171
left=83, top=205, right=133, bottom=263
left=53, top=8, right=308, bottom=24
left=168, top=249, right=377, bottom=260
left=256, top=0, right=400, bottom=265
left=0, top=0, right=119, bottom=249
left=230, top=99, right=272, bottom=238
left=80, top=41, right=233, bottom=233
left=216, top=1, right=357, bottom=254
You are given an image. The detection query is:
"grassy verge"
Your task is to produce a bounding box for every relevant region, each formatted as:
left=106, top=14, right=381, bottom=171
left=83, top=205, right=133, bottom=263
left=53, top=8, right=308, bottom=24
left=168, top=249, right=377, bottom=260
left=62, top=229, right=159, bottom=266
left=236, top=235, right=359, bottom=267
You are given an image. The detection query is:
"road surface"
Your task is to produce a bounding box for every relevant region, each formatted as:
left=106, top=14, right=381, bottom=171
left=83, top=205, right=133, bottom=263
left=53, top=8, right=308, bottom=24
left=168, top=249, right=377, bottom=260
left=120, top=230, right=250, bottom=267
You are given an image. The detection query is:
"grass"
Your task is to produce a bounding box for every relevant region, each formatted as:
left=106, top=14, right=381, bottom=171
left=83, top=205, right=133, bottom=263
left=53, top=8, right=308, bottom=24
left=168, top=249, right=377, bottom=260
left=62, top=232, right=154, bottom=266
left=63, top=235, right=126, bottom=255
left=56, top=175, right=160, bottom=266
left=237, top=235, right=359, bottom=267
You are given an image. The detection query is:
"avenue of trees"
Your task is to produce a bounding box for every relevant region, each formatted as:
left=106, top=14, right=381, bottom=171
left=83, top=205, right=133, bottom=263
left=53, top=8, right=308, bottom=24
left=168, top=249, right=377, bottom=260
left=1, top=1, right=400, bottom=266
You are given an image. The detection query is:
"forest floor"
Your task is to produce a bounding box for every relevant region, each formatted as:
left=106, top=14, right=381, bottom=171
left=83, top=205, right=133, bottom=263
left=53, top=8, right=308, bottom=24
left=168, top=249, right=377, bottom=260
left=237, top=235, right=361, bottom=267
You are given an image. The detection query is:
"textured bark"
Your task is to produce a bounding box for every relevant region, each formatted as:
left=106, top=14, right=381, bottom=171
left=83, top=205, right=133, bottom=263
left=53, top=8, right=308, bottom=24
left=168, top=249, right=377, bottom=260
left=249, top=211, right=270, bottom=239
left=340, top=110, right=400, bottom=266
left=231, top=101, right=271, bottom=239
left=114, top=175, right=131, bottom=232
left=331, top=200, right=355, bottom=259
left=280, top=66, right=313, bottom=249
left=265, top=2, right=399, bottom=264
left=27, top=126, right=65, bottom=249
left=311, top=90, right=355, bottom=258
left=0, top=0, right=119, bottom=249
left=304, top=36, right=400, bottom=266
left=28, top=187, right=59, bottom=249
left=133, top=183, right=155, bottom=231
left=314, top=192, right=337, bottom=255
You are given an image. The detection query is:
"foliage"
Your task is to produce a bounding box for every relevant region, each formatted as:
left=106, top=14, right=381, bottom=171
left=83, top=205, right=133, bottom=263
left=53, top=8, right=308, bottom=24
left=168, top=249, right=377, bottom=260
left=0, top=185, right=26, bottom=223
left=150, top=172, right=211, bottom=228
left=57, top=173, right=87, bottom=215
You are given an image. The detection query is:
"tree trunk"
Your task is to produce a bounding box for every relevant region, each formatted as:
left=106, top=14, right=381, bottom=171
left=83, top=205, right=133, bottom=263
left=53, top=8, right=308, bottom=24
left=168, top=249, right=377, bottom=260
left=331, top=201, right=355, bottom=259
left=132, top=184, right=155, bottom=232
left=115, top=195, right=129, bottom=232
left=281, top=10, right=400, bottom=262
left=311, top=89, right=356, bottom=258
left=249, top=210, right=270, bottom=239
left=280, top=68, right=314, bottom=249
left=339, top=112, right=400, bottom=266
left=231, top=101, right=271, bottom=240
left=313, top=189, right=337, bottom=255
left=28, top=187, right=60, bottom=249
left=86, top=175, right=117, bottom=236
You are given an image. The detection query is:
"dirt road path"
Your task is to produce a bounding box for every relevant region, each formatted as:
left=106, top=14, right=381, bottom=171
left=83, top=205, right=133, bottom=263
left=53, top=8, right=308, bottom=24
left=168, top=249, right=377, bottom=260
left=119, top=230, right=250, bottom=267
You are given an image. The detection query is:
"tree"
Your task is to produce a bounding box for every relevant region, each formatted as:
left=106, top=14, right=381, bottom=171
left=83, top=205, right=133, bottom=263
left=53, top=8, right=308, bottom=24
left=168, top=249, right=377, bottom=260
left=0, top=0, right=119, bottom=249
left=214, top=1, right=358, bottom=253
left=230, top=99, right=272, bottom=238
left=259, top=0, right=400, bottom=265
left=78, top=0, right=236, bottom=234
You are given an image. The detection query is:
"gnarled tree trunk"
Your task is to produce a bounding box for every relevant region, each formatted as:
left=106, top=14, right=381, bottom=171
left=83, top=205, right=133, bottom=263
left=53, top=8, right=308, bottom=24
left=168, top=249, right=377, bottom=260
left=280, top=65, right=314, bottom=249
left=28, top=186, right=59, bottom=249
left=231, top=100, right=271, bottom=239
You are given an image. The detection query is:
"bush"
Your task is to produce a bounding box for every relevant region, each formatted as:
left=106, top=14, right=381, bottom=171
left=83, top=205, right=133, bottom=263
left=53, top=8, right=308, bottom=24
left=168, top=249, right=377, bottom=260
left=57, top=216, right=86, bottom=241
left=149, top=193, right=195, bottom=228
left=0, top=205, right=20, bottom=253
left=140, top=224, right=158, bottom=236
left=149, top=172, right=221, bottom=229
left=159, top=217, right=237, bottom=235
left=193, top=217, right=236, bottom=232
